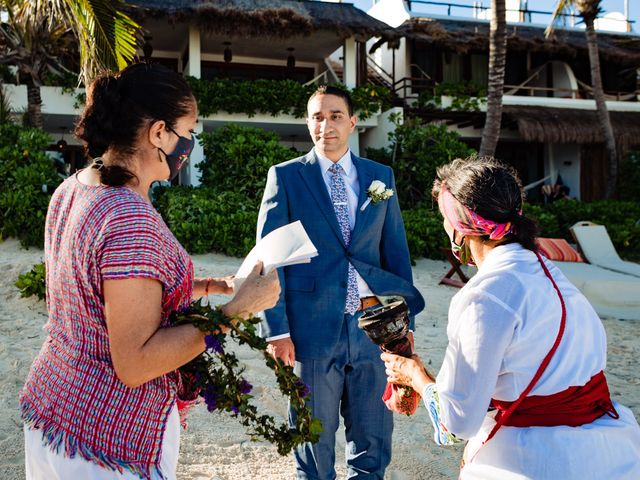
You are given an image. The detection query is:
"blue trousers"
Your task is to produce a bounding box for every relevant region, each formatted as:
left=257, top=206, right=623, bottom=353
left=290, top=310, right=393, bottom=480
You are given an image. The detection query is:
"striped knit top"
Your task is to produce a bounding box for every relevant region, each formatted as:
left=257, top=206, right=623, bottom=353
left=20, top=174, right=194, bottom=479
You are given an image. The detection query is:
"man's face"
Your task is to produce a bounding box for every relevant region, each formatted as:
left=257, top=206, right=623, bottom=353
left=306, top=94, right=356, bottom=161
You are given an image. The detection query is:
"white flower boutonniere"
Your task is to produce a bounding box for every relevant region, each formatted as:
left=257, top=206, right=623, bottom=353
left=360, top=180, right=394, bottom=211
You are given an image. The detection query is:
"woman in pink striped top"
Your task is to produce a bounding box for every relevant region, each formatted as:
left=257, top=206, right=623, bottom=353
left=20, top=63, right=280, bottom=479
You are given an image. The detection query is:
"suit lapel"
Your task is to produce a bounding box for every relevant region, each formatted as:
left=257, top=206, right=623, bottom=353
left=352, top=154, right=374, bottom=242
left=298, top=150, right=346, bottom=246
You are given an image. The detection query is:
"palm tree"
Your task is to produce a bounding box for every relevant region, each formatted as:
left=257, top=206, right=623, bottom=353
left=547, top=1, right=617, bottom=199
left=0, top=0, right=139, bottom=128
left=479, top=0, right=507, bottom=158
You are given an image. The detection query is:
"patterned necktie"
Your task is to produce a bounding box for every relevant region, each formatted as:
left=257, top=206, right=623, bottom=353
left=328, top=163, right=360, bottom=314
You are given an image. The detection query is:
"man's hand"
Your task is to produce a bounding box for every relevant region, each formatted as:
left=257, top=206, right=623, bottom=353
left=267, top=337, right=296, bottom=367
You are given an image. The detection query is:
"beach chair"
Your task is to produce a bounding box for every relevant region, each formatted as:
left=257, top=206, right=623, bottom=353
left=439, top=247, right=470, bottom=288
left=537, top=236, right=640, bottom=320
left=570, top=222, right=640, bottom=278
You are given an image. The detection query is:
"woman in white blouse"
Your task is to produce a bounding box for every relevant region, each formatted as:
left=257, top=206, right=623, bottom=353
left=383, top=157, right=640, bottom=479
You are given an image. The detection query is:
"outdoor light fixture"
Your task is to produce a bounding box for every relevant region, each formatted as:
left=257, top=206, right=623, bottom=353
left=56, top=127, right=67, bottom=152
left=223, top=42, right=232, bottom=63
left=286, top=47, right=296, bottom=69
left=143, top=35, right=154, bottom=61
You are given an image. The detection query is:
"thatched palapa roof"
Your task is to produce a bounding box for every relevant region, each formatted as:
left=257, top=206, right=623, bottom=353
left=505, top=106, right=640, bottom=149
left=412, top=106, right=640, bottom=149
left=388, top=17, right=640, bottom=65
left=124, top=0, right=392, bottom=40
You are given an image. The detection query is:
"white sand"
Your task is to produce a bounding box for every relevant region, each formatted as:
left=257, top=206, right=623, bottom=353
left=0, top=238, right=638, bottom=479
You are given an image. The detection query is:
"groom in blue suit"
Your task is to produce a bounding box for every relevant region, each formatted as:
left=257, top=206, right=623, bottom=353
left=257, top=86, right=425, bottom=479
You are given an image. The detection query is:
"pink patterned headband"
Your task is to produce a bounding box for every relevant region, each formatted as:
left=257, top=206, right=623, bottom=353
left=438, top=184, right=514, bottom=241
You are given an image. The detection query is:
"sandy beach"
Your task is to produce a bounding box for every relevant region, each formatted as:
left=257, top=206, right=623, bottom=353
left=0, top=237, right=638, bottom=479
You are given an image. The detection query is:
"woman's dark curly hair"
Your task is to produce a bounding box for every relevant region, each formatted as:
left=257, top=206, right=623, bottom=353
left=432, top=156, right=539, bottom=252
left=75, top=63, right=195, bottom=186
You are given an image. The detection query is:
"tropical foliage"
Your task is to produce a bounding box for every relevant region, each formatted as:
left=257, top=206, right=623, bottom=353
left=197, top=124, right=300, bottom=202
left=417, top=81, right=487, bottom=112
left=0, top=0, right=140, bottom=127
left=0, top=123, right=62, bottom=247
left=366, top=116, right=477, bottom=209
left=15, top=262, right=46, bottom=300
left=187, top=78, right=391, bottom=121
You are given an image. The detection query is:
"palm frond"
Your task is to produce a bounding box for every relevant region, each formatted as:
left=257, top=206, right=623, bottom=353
left=50, top=0, right=141, bottom=81
left=546, top=0, right=575, bottom=37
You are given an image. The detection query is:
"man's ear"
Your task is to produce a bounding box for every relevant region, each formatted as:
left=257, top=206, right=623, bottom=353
left=349, top=115, right=357, bottom=133
left=148, top=119, right=166, bottom=149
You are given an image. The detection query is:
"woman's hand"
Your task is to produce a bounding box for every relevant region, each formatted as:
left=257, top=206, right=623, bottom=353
left=222, top=261, right=280, bottom=318
left=381, top=352, right=435, bottom=393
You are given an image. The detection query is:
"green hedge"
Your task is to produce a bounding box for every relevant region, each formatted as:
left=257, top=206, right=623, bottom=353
left=186, top=78, right=390, bottom=121
left=0, top=124, right=62, bottom=248
left=367, top=117, right=476, bottom=209
left=153, top=186, right=258, bottom=257
left=402, top=207, right=449, bottom=262
left=197, top=124, right=300, bottom=203
left=154, top=181, right=448, bottom=261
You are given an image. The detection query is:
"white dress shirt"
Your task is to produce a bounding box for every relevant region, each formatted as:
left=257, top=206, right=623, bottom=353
left=430, top=243, right=640, bottom=478
left=315, top=148, right=374, bottom=298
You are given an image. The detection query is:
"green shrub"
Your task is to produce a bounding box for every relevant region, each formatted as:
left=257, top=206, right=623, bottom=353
left=197, top=124, right=300, bottom=203
left=417, top=81, right=487, bottom=111
left=618, top=150, right=640, bottom=202
left=402, top=206, right=449, bottom=262
left=0, top=124, right=62, bottom=248
left=368, top=117, right=476, bottom=209
left=524, top=200, right=640, bottom=261
left=186, top=78, right=390, bottom=121
left=15, top=262, right=46, bottom=300
left=154, top=186, right=257, bottom=257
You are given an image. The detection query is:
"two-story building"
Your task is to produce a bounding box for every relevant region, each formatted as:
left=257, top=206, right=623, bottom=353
left=367, top=0, right=640, bottom=201
left=4, top=0, right=392, bottom=185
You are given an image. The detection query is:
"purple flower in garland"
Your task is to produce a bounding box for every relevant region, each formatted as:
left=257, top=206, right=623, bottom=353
left=205, top=334, right=224, bottom=354
left=231, top=405, right=239, bottom=416
left=239, top=379, right=253, bottom=395
left=204, top=385, right=218, bottom=412
left=296, top=380, right=311, bottom=398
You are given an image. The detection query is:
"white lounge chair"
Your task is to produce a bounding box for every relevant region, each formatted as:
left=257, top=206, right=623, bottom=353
left=537, top=236, right=640, bottom=320
left=554, top=261, right=640, bottom=321
left=570, top=221, right=640, bottom=278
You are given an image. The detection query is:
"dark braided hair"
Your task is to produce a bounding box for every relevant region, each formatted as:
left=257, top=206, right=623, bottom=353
left=75, top=63, right=195, bottom=186
left=432, top=156, right=539, bottom=252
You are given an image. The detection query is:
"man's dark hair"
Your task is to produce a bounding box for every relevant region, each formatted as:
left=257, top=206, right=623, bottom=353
left=307, top=85, right=354, bottom=117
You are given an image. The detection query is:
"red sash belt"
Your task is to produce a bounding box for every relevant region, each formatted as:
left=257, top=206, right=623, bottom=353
left=492, top=370, right=619, bottom=428
left=478, top=252, right=620, bottom=451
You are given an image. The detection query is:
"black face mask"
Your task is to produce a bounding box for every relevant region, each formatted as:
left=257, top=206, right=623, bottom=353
left=159, top=126, right=195, bottom=180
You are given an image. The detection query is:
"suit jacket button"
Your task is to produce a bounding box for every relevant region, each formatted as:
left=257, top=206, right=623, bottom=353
left=346, top=251, right=353, bottom=257
left=341, top=281, right=348, bottom=288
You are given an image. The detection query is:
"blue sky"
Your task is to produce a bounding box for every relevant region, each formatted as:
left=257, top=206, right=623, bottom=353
left=351, top=1, right=639, bottom=31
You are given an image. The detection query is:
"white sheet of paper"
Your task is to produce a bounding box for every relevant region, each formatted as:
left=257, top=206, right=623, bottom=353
left=233, top=221, right=318, bottom=290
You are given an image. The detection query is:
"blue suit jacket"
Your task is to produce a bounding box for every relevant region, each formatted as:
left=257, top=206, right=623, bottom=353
left=257, top=150, right=425, bottom=359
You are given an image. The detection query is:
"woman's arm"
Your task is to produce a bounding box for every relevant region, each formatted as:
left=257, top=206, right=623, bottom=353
left=192, top=276, right=234, bottom=299
left=105, top=262, right=279, bottom=388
